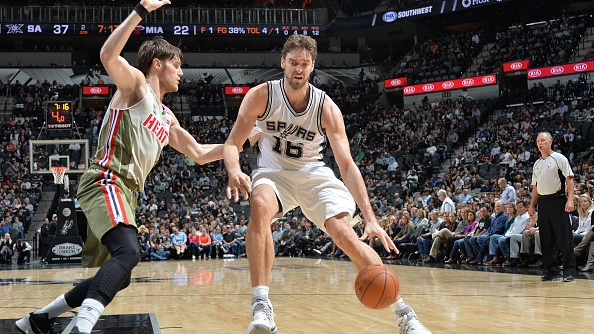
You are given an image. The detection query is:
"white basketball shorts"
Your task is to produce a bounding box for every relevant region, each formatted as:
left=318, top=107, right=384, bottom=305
left=251, top=166, right=356, bottom=232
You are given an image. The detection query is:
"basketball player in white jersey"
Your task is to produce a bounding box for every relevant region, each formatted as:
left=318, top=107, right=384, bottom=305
left=224, top=35, right=431, bottom=334
left=16, top=1, right=237, bottom=333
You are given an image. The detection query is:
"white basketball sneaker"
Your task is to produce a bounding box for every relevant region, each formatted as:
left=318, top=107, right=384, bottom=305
left=395, top=306, right=431, bottom=334
left=247, top=298, right=277, bottom=334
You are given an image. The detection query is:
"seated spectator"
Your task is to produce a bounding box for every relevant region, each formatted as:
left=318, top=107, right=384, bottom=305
left=446, top=211, right=478, bottom=263
left=13, top=237, right=32, bottom=264
left=461, top=207, right=491, bottom=263
left=198, top=226, right=212, bottom=260
left=234, top=224, right=246, bottom=257
left=188, top=227, right=201, bottom=259
left=486, top=202, right=529, bottom=265
left=416, top=211, right=441, bottom=261
left=222, top=224, right=237, bottom=257
left=0, top=233, right=14, bottom=264
left=211, top=226, right=225, bottom=259
left=507, top=213, right=540, bottom=268
left=139, top=235, right=150, bottom=261
left=171, top=226, right=188, bottom=258
left=150, top=235, right=171, bottom=261
left=573, top=193, right=593, bottom=245
left=427, top=212, right=464, bottom=263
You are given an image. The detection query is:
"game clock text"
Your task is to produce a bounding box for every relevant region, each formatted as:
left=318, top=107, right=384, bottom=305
left=0, top=23, right=323, bottom=37
left=47, top=101, right=73, bottom=130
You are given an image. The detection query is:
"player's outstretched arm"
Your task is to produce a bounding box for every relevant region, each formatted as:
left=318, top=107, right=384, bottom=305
left=224, top=83, right=268, bottom=201
left=322, top=96, right=398, bottom=253
left=100, top=0, right=170, bottom=92
left=167, top=110, right=237, bottom=165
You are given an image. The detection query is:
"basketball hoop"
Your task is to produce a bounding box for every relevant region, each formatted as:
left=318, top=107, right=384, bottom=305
left=51, top=166, right=68, bottom=185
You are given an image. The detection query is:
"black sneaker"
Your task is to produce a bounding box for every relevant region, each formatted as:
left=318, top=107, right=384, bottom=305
left=29, top=312, right=55, bottom=334
left=541, top=272, right=561, bottom=281
left=562, top=275, right=575, bottom=282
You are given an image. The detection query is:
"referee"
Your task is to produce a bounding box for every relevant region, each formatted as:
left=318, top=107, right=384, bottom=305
left=528, top=132, right=576, bottom=282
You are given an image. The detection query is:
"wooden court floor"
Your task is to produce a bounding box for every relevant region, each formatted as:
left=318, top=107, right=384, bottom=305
left=0, top=258, right=591, bottom=333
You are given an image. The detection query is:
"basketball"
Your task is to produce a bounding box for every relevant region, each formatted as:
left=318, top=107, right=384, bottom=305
left=354, top=265, right=400, bottom=309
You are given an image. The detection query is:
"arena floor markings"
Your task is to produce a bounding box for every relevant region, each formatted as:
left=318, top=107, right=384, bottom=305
left=0, top=258, right=591, bottom=333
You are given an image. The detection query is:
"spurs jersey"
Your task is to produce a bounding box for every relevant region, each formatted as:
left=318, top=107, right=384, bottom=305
left=93, top=84, right=171, bottom=190
left=255, top=79, right=326, bottom=171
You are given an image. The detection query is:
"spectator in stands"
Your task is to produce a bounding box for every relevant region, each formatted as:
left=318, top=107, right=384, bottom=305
left=222, top=224, right=237, bottom=257
left=487, top=201, right=530, bottom=265
left=197, top=226, right=212, bottom=260
left=425, top=212, right=459, bottom=263
left=468, top=201, right=507, bottom=265
left=507, top=213, right=541, bottom=268
left=171, top=226, right=188, bottom=259
left=573, top=193, right=593, bottom=245
left=438, top=189, right=455, bottom=216
left=277, top=222, right=297, bottom=257
left=13, top=237, right=32, bottom=264
left=417, top=211, right=441, bottom=261
left=234, top=224, right=246, bottom=257
left=188, top=227, right=200, bottom=260
left=498, top=178, right=516, bottom=204
left=462, top=207, right=491, bottom=263
left=150, top=235, right=170, bottom=261
left=0, top=233, right=14, bottom=264
left=446, top=211, right=478, bottom=263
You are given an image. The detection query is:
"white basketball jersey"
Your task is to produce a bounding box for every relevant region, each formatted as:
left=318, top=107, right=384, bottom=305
left=255, top=79, right=327, bottom=171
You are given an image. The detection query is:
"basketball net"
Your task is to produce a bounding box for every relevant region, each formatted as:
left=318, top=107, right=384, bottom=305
left=51, top=166, right=68, bottom=185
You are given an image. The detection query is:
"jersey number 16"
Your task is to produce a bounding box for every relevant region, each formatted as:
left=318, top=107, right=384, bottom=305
left=272, top=136, right=303, bottom=159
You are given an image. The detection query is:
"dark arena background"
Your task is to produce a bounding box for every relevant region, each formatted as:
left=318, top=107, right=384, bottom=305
left=0, top=0, right=593, bottom=333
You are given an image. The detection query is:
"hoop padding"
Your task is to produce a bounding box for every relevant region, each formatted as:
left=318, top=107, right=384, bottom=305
left=51, top=166, right=68, bottom=185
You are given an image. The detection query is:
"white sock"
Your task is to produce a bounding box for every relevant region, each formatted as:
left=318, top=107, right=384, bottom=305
left=15, top=314, right=30, bottom=331
left=252, top=286, right=270, bottom=300
left=392, top=298, right=408, bottom=312
left=75, top=298, right=105, bottom=332
left=36, top=294, right=73, bottom=319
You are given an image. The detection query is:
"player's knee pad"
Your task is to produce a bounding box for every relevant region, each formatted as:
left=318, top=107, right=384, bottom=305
left=118, top=274, right=132, bottom=291
left=92, top=259, right=133, bottom=305
left=111, top=243, right=141, bottom=272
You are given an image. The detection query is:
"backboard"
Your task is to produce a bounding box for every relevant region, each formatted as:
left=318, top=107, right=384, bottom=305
left=30, top=139, right=90, bottom=175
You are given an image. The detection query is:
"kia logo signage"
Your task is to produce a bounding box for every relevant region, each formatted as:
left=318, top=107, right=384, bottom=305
left=462, top=79, right=475, bottom=86
left=422, top=84, right=435, bottom=91
left=503, top=59, right=530, bottom=72
left=384, top=77, right=407, bottom=88
left=528, top=60, right=594, bottom=79
left=442, top=81, right=454, bottom=89
left=382, top=11, right=397, bottom=23
left=391, top=79, right=401, bottom=86
left=510, top=62, right=523, bottom=70
left=82, top=85, right=110, bottom=95
left=225, top=86, right=250, bottom=95
left=402, top=74, right=497, bottom=96
left=482, top=76, right=495, bottom=84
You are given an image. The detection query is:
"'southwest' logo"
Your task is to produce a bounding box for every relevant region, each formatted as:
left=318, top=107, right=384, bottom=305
left=142, top=114, right=169, bottom=144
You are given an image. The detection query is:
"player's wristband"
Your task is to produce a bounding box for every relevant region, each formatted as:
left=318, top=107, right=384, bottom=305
left=134, top=3, right=149, bottom=19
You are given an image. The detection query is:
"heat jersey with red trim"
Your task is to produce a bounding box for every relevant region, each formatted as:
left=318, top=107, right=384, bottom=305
left=93, top=83, right=171, bottom=190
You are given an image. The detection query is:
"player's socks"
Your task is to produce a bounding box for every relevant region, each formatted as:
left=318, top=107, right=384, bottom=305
left=15, top=294, right=71, bottom=332
left=75, top=298, right=105, bottom=333
left=253, top=285, right=270, bottom=300
left=37, top=294, right=73, bottom=318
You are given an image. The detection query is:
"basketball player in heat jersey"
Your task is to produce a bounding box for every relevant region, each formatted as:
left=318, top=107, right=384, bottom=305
left=16, top=1, right=235, bottom=333
left=224, top=35, right=431, bottom=334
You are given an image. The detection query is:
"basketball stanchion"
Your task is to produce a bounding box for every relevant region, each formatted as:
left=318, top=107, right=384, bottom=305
left=46, top=166, right=84, bottom=264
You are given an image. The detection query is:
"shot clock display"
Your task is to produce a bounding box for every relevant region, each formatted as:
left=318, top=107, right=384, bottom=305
left=0, top=23, right=323, bottom=37
left=46, top=101, right=73, bottom=130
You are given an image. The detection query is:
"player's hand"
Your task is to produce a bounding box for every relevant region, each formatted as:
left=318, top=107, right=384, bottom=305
left=527, top=205, right=536, bottom=219
left=565, top=199, right=574, bottom=212
left=140, top=0, right=171, bottom=12
left=226, top=172, right=252, bottom=201
left=359, top=220, right=399, bottom=254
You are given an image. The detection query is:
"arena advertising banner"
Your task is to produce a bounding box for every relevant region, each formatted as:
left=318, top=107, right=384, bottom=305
left=82, top=85, right=110, bottom=95
left=402, top=74, right=497, bottom=96
left=503, top=59, right=530, bottom=72
left=384, top=77, right=408, bottom=89
left=373, top=0, right=516, bottom=26
left=224, top=86, right=251, bottom=95
left=527, top=60, right=594, bottom=79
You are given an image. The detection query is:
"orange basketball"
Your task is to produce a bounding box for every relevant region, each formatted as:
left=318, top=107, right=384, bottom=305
left=354, top=265, right=400, bottom=309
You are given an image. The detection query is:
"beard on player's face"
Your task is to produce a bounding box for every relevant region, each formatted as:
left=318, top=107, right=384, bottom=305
left=285, top=71, right=309, bottom=91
